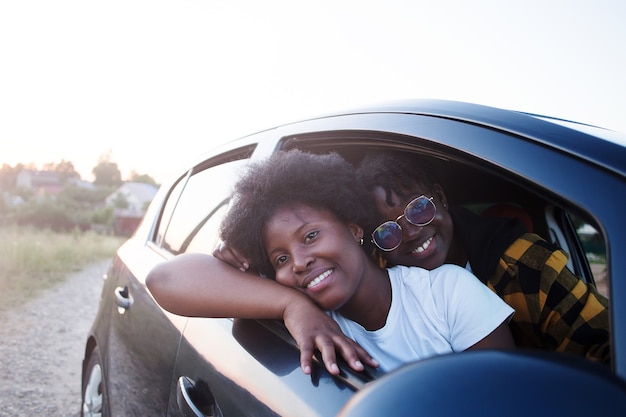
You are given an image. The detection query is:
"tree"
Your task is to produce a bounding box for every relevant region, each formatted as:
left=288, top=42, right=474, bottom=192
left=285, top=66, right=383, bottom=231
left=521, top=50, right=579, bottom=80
left=130, top=170, right=158, bottom=186
left=92, top=153, right=122, bottom=186
left=43, top=159, right=81, bottom=182
left=61, top=182, right=112, bottom=204
left=0, top=163, right=21, bottom=192
left=110, top=192, right=130, bottom=209
left=16, top=198, right=76, bottom=231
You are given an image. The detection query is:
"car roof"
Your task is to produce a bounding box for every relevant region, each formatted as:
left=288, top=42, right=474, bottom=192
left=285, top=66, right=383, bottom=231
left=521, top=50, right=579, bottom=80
left=280, top=99, right=626, bottom=179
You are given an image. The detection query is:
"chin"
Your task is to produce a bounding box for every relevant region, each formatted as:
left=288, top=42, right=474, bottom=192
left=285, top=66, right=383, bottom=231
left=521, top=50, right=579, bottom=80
left=397, top=254, right=444, bottom=271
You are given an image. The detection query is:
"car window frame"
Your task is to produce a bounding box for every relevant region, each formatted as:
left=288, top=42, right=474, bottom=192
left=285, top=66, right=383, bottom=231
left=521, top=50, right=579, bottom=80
left=271, top=116, right=626, bottom=372
left=151, top=144, right=256, bottom=256
left=276, top=129, right=600, bottom=285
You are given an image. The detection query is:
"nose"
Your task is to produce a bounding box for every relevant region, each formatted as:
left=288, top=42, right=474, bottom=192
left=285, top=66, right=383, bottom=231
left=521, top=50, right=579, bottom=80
left=397, top=215, right=424, bottom=241
left=292, top=248, right=314, bottom=273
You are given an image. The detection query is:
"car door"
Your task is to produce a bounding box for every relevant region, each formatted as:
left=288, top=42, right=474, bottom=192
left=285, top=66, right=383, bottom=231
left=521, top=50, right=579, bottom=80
left=100, top=144, right=257, bottom=416
left=101, top=177, right=190, bottom=416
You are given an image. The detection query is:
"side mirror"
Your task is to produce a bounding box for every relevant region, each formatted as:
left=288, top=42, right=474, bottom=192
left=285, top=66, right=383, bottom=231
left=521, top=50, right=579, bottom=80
left=338, top=350, right=626, bottom=417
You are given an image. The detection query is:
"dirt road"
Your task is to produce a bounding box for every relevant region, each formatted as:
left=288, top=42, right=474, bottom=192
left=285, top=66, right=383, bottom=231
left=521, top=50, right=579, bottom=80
left=0, top=260, right=110, bottom=417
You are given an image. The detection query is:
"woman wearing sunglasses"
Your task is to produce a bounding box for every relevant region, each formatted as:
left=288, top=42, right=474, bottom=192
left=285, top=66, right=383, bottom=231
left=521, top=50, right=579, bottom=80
left=147, top=150, right=514, bottom=376
left=357, top=150, right=610, bottom=365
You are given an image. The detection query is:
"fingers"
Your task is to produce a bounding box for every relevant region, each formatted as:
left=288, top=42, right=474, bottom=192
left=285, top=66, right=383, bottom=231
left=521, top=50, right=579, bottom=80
left=213, top=242, right=249, bottom=271
left=305, top=336, right=379, bottom=376
left=317, top=339, right=341, bottom=375
left=283, top=299, right=378, bottom=375
left=335, top=338, right=379, bottom=370
left=298, top=337, right=341, bottom=375
left=299, top=343, right=314, bottom=375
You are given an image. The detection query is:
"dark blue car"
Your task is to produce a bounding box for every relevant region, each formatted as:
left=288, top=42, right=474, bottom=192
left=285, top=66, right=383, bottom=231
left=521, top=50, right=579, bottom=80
left=81, top=99, right=626, bottom=416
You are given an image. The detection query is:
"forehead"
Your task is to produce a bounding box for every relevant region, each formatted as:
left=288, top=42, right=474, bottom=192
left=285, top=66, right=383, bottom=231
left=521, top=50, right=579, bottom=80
left=372, top=180, right=430, bottom=208
left=268, top=204, right=316, bottom=225
left=263, top=204, right=338, bottom=238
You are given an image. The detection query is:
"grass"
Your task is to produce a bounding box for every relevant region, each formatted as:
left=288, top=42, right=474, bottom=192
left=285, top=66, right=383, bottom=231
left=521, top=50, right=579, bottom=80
left=0, top=226, right=125, bottom=312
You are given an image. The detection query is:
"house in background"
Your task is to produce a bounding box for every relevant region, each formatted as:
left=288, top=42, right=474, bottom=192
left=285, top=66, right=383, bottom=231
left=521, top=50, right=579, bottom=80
left=105, top=182, right=158, bottom=211
left=15, top=169, right=94, bottom=196
left=105, top=182, right=159, bottom=236
left=16, top=169, right=64, bottom=195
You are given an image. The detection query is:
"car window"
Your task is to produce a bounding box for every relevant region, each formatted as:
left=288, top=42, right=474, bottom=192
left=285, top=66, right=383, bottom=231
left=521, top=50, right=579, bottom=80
left=161, top=158, right=249, bottom=255
left=155, top=174, right=188, bottom=248
left=572, top=216, right=608, bottom=298
left=184, top=203, right=230, bottom=255
left=286, top=135, right=608, bottom=297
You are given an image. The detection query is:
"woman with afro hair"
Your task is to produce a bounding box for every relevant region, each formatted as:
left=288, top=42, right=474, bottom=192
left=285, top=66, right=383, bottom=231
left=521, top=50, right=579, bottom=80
left=147, top=150, right=514, bottom=375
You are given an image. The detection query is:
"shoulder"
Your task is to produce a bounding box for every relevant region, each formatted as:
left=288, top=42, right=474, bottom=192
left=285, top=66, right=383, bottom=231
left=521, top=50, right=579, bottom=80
left=387, top=264, right=428, bottom=280
left=509, top=232, right=561, bottom=251
left=429, top=264, right=478, bottom=285
left=388, top=264, right=475, bottom=291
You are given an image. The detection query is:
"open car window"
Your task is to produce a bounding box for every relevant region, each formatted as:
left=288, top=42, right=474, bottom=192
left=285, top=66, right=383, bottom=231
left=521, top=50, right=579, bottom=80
left=572, top=215, right=607, bottom=297
left=278, top=131, right=604, bottom=292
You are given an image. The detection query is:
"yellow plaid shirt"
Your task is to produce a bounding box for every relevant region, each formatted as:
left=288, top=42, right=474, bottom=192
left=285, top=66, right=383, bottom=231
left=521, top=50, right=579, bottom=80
left=375, top=231, right=611, bottom=365
left=490, top=233, right=610, bottom=365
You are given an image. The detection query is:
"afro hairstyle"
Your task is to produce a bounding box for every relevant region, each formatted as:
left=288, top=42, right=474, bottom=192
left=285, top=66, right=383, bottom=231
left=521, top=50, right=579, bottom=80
left=220, top=149, right=374, bottom=277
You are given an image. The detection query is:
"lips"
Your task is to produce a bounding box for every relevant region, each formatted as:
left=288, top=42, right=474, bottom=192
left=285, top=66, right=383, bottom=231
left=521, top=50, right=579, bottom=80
left=305, top=268, right=334, bottom=289
left=410, top=235, right=433, bottom=254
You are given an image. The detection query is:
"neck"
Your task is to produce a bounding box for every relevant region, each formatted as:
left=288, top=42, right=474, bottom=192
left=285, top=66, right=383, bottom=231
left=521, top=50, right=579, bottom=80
left=446, top=230, right=468, bottom=267
left=338, top=265, right=391, bottom=331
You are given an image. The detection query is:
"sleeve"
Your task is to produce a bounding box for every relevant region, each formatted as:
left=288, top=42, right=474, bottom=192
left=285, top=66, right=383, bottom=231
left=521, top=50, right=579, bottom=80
left=497, top=233, right=610, bottom=365
left=430, top=264, right=515, bottom=352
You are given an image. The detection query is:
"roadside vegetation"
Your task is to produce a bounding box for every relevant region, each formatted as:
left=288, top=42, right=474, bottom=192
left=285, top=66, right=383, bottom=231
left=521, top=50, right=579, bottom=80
left=0, top=156, right=157, bottom=311
left=1, top=156, right=157, bottom=233
left=0, top=226, right=124, bottom=312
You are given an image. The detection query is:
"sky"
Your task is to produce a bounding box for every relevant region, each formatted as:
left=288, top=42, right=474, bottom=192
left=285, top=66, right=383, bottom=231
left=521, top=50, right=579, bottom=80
left=1, top=0, right=625, bottom=184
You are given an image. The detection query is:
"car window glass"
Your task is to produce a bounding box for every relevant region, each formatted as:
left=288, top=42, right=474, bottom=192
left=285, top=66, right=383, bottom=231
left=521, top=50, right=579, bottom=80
left=184, top=203, right=230, bottom=254
left=572, top=216, right=608, bottom=298
left=154, top=175, right=187, bottom=247
left=162, top=159, right=247, bottom=255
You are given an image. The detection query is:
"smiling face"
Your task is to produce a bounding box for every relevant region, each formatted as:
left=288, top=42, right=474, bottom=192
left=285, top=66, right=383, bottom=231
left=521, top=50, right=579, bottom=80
left=263, top=204, right=368, bottom=312
left=371, top=181, right=456, bottom=270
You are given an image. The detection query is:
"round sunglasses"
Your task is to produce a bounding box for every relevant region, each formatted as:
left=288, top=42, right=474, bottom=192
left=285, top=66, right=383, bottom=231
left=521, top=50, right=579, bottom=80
left=371, top=195, right=436, bottom=251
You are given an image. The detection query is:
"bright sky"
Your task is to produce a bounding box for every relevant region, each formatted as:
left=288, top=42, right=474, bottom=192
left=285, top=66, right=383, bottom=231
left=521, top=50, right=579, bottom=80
left=1, top=0, right=625, bottom=184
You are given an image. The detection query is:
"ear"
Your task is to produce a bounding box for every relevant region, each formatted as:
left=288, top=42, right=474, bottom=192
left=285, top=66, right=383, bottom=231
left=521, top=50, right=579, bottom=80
left=433, top=183, right=448, bottom=210
left=348, top=223, right=364, bottom=243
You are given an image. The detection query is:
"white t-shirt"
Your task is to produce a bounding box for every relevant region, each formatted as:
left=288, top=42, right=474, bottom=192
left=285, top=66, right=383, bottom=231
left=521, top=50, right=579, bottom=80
left=329, top=264, right=514, bottom=372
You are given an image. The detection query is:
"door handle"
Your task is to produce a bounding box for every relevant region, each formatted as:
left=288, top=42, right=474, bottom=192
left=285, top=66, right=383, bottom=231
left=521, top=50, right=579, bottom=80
left=177, top=376, right=222, bottom=417
left=114, top=286, right=133, bottom=311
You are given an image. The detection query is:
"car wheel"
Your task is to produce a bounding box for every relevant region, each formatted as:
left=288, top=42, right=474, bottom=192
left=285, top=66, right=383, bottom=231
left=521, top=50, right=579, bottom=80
left=82, top=346, right=108, bottom=417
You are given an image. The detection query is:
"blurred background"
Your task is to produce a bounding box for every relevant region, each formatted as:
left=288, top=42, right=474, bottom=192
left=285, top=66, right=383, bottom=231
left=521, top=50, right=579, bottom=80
left=1, top=0, right=623, bottom=294
left=2, top=0, right=625, bottom=185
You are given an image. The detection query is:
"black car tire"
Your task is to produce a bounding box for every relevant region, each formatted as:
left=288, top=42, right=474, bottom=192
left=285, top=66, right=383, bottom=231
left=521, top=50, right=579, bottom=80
left=81, top=346, right=108, bottom=417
